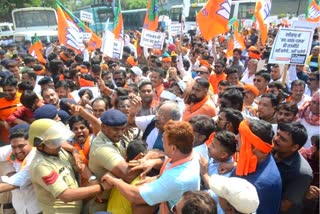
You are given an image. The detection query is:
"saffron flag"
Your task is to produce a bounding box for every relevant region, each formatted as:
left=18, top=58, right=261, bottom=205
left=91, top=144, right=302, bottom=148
left=226, top=21, right=246, bottom=58
left=113, top=0, right=124, bottom=39
left=306, top=0, right=320, bottom=22
left=143, top=0, right=159, bottom=31
left=56, top=0, right=101, bottom=53
left=254, top=0, right=272, bottom=46
left=29, top=33, right=46, bottom=65
left=196, top=0, right=232, bottom=41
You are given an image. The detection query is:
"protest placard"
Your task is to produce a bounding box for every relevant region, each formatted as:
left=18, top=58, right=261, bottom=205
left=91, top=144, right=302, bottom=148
left=268, top=28, right=314, bottom=64
left=101, top=30, right=114, bottom=58
left=140, top=29, right=165, bottom=49
left=170, top=22, right=181, bottom=36
left=113, top=39, right=123, bottom=59
left=79, top=32, right=92, bottom=41
left=292, top=20, right=319, bottom=30
left=80, top=10, right=94, bottom=24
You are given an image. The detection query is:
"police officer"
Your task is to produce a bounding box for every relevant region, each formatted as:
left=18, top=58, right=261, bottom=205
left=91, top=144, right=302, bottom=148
left=29, top=119, right=110, bottom=214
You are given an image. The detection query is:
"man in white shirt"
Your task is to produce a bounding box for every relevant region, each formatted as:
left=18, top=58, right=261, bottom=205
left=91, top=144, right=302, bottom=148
left=241, top=59, right=258, bottom=85
left=0, top=124, right=41, bottom=214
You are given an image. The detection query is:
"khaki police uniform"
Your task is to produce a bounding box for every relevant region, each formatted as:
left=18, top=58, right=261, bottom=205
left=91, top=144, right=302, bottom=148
left=30, top=149, right=82, bottom=214
left=0, top=162, right=15, bottom=214
left=87, top=131, right=126, bottom=214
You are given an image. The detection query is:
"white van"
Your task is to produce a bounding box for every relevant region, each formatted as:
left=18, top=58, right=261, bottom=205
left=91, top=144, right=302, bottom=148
left=0, top=23, right=14, bottom=38
left=12, top=7, right=58, bottom=44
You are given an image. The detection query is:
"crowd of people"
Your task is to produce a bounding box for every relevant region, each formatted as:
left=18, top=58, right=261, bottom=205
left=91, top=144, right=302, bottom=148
left=0, top=23, right=319, bottom=214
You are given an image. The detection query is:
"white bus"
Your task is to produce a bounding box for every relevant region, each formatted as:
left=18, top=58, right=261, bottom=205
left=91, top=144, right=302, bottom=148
left=0, top=23, right=14, bottom=38
left=12, top=7, right=58, bottom=43
left=170, top=0, right=257, bottom=31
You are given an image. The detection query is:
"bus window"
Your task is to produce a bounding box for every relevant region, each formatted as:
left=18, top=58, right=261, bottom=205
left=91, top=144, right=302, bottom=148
left=13, top=10, right=57, bottom=28
left=238, top=3, right=255, bottom=19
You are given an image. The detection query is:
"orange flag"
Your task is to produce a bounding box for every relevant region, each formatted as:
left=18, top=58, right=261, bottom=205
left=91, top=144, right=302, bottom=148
left=254, top=0, right=272, bottom=46
left=226, top=21, right=245, bottom=58
left=56, top=0, right=101, bottom=53
left=113, top=0, right=124, bottom=39
left=143, top=0, right=159, bottom=31
left=306, top=0, right=320, bottom=22
left=29, top=34, right=46, bottom=65
left=196, top=0, right=231, bottom=41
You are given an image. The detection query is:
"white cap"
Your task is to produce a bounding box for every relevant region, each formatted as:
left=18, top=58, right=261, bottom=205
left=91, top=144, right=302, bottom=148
left=160, top=90, right=177, bottom=101
left=130, top=66, right=142, bottom=76
left=209, top=175, right=260, bottom=214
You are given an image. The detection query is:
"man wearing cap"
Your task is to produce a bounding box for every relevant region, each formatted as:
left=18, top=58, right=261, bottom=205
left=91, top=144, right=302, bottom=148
left=29, top=119, right=110, bottom=213
left=0, top=124, right=41, bottom=214
left=233, top=119, right=282, bottom=214
left=88, top=109, right=139, bottom=213
left=209, top=175, right=259, bottom=214
left=4, top=43, right=17, bottom=59
left=183, top=78, right=217, bottom=121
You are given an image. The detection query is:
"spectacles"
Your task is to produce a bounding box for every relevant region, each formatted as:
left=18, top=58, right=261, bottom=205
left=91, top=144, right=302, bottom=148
left=214, top=65, right=222, bottom=68
left=170, top=205, right=176, bottom=213
left=253, top=78, right=262, bottom=82
left=197, top=70, right=209, bottom=75
left=308, top=78, right=317, bottom=81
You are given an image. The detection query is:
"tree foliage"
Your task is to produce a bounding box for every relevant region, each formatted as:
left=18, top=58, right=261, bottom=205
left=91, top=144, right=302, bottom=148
left=121, top=0, right=147, bottom=10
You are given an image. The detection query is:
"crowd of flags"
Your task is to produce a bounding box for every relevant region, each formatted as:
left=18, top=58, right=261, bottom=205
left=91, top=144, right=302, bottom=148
left=29, top=0, right=319, bottom=61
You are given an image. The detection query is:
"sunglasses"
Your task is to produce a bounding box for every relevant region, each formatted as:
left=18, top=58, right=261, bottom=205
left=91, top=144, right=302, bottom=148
left=197, top=70, right=209, bottom=75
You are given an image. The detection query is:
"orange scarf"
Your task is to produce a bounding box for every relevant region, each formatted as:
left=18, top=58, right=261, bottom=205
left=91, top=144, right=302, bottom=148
left=189, top=95, right=209, bottom=113
left=159, top=153, right=194, bottom=214
left=73, top=136, right=91, bottom=165
left=205, top=132, right=215, bottom=145
left=236, top=120, right=273, bottom=176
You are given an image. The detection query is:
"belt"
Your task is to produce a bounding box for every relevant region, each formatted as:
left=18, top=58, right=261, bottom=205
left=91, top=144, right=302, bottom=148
left=0, top=203, right=13, bottom=209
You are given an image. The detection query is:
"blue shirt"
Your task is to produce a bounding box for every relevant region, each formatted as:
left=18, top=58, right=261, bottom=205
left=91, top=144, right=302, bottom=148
left=233, top=154, right=282, bottom=214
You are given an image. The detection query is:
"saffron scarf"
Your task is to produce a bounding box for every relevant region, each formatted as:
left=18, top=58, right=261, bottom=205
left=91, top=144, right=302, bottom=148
left=236, top=120, right=273, bottom=176
left=189, top=95, right=209, bottom=113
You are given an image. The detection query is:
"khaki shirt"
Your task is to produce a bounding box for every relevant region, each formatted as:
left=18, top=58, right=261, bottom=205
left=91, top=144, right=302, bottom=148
left=88, top=131, right=126, bottom=214
left=30, top=149, right=82, bottom=214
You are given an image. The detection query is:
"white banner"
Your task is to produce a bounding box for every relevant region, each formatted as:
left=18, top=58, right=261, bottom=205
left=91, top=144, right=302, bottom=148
left=102, top=30, right=114, bottom=58
left=292, top=20, right=319, bottom=30
left=79, top=32, right=92, bottom=41
left=80, top=10, right=94, bottom=24
left=113, top=39, right=123, bottom=59
left=269, top=28, right=314, bottom=64
left=140, top=29, right=165, bottom=49
left=170, top=22, right=181, bottom=36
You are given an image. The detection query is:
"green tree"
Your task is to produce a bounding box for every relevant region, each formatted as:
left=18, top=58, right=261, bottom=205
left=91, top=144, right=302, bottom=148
left=121, top=0, right=147, bottom=10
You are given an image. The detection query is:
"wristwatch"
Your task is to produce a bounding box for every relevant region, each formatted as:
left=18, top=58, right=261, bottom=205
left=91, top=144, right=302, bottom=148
left=88, top=175, right=97, bottom=183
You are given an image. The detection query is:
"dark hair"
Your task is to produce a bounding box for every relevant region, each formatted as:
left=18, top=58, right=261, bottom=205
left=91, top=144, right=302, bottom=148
left=276, top=102, right=298, bottom=116
left=75, top=54, right=84, bottom=64
left=115, top=87, right=129, bottom=96
left=309, top=71, right=320, bottom=81
left=68, top=116, right=90, bottom=131
left=128, top=83, right=139, bottom=94
left=233, top=48, right=242, bottom=55
left=23, top=56, right=36, bottom=65
left=278, top=122, right=308, bottom=149
left=218, top=80, right=232, bottom=87
left=138, top=80, right=153, bottom=90
left=55, top=80, right=70, bottom=90
left=226, top=67, right=239, bottom=77
left=2, top=76, right=18, bottom=87
left=215, top=60, right=226, bottom=67
left=114, top=69, right=127, bottom=78
left=195, top=77, right=210, bottom=90
left=78, top=88, right=93, bottom=100
left=248, top=119, right=274, bottom=145
left=255, top=70, right=271, bottom=82
left=41, top=86, right=55, bottom=97
left=126, top=139, right=148, bottom=162
left=215, top=130, right=237, bottom=156
left=18, top=81, right=34, bottom=91
left=291, top=79, right=305, bottom=89
left=219, top=108, right=244, bottom=134
left=220, top=87, right=244, bottom=111
left=20, top=90, right=39, bottom=109
left=189, top=115, right=216, bottom=141
left=91, top=64, right=101, bottom=74
left=181, top=191, right=217, bottom=214
left=9, top=131, right=28, bottom=141
left=115, top=96, right=129, bottom=109
left=268, top=81, right=284, bottom=90
left=21, top=70, right=37, bottom=81
left=151, top=67, right=166, bottom=78
left=261, top=93, right=281, bottom=107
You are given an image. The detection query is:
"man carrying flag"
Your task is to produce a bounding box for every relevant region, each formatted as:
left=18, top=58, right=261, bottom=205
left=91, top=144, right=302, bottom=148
left=29, top=33, right=46, bottom=65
